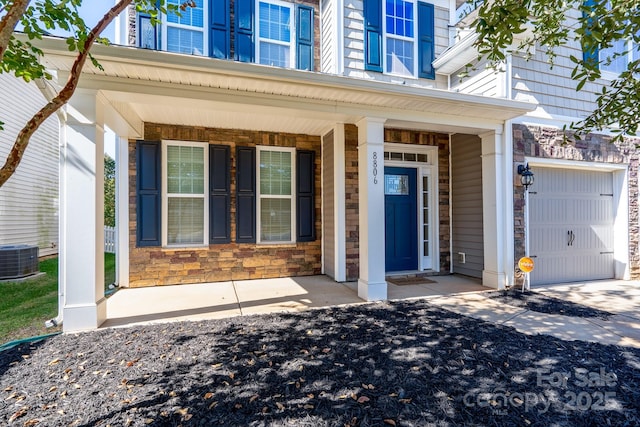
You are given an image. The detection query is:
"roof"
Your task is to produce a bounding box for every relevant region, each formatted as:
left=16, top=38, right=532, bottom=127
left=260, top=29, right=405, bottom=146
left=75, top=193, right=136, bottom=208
left=33, top=36, right=535, bottom=137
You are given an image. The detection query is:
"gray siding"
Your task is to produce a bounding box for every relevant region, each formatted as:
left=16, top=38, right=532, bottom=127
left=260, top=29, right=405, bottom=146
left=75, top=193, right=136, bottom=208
left=0, top=73, right=59, bottom=257
left=321, top=0, right=337, bottom=73
left=451, top=56, right=500, bottom=97
left=322, top=130, right=336, bottom=279
left=450, top=133, right=483, bottom=278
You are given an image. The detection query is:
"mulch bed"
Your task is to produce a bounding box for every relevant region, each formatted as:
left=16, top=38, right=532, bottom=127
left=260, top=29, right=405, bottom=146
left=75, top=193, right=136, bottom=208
left=1, top=300, right=638, bottom=426
left=485, top=290, right=614, bottom=320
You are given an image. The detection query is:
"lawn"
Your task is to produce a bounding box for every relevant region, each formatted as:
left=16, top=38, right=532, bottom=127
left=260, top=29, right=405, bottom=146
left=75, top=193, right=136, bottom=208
left=0, top=253, right=116, bottom=344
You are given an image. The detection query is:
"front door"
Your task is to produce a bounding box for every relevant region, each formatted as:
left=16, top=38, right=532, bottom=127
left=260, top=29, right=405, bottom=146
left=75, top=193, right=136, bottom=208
left=385, top=167, right=418, bottom=272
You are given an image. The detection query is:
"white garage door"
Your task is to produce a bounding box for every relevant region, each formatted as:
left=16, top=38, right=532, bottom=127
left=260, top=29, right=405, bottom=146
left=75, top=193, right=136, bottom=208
left=529, top=167, right=614, bottom=286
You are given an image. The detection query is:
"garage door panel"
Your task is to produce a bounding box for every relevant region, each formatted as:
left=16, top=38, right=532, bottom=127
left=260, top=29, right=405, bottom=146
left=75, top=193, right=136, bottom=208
left=529, top=167, right=614, bottom=286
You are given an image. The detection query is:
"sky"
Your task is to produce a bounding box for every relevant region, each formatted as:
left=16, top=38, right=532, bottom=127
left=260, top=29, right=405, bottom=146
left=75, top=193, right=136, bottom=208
left=49, top=2, right=117, bottom=41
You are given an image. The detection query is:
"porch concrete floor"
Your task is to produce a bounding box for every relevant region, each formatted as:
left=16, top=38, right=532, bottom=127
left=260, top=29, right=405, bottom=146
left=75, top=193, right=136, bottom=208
left=103, top=274, right=486, bottom=328
left=102, top=276, right=640, bottom=348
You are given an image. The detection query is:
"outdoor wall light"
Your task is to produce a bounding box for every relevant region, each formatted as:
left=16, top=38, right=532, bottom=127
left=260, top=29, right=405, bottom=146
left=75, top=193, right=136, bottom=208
left=517, top=164, right=534, bottom=191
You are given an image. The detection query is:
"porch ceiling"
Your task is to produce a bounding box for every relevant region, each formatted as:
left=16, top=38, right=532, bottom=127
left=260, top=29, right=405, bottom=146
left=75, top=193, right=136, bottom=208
left=35, top=36, right=535, bottom=137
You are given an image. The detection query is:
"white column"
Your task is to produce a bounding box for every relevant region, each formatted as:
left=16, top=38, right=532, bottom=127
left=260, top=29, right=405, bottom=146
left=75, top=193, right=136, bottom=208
left=480, top=129, right=508, bottom=289
left=356, top=117, right=387, bottom=300
left=116, top=135, right=130, bottom=287
left=60, top=90, right=107, bottom=331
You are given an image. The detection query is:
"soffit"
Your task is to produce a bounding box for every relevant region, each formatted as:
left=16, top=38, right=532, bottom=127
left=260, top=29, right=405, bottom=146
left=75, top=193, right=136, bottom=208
left=35, top=36, right=535, bottom=135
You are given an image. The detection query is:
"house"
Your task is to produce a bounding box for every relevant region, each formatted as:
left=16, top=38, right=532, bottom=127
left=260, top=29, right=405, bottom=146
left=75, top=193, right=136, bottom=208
left=0, top=73, right=59, bottom=259
left=31, top=0, right=636, bottom=332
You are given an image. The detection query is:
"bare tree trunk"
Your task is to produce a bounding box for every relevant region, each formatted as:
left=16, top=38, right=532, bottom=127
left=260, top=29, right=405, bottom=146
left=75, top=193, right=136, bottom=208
left=0, top=0, right=30, bottom=64
left=0, top=0, right=133, bottom=187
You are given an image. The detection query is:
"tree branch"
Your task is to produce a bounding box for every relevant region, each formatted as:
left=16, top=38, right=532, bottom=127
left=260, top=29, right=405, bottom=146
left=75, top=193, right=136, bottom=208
left=0, top=0, right=31, bottom=64
left=0, top=0, right=134, bottom=187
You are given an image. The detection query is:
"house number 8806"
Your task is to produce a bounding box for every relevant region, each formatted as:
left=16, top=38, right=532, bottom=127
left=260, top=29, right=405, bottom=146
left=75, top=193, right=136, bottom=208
left=373, top=152, right=378, bottom=184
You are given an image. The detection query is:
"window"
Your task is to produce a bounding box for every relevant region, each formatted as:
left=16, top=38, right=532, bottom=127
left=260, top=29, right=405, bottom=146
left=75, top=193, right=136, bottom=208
left=600, top=38, right=640, bottom=74
left=385, top=0, right=416, bottom=76
left=257, top=1, right=294, bottom=67
left=162, top=141, right=208, bottom=246
left=364, top=0, right=434, bottom=79
left=163, top=0, right=206, bottom=55
left=257, top=147, right=295, bottom=243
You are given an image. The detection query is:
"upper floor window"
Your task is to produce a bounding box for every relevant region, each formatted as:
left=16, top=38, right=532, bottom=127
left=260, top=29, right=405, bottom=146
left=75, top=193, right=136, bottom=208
left=599, top=38, right=640, bottom=75
left=164, top=0, right=206, bottom=55
left=139, top=0, right=314, bottom=71
left=364, top=0, right=435, bottom=79
left=385, top=0, right=416, bottom=77
left=257, top=1, right=294, bottom=67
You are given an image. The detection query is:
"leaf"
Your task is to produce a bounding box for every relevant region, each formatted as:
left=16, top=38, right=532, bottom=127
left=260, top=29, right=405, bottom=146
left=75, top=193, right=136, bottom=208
left=9, top=407, right=28, bottom=422
left=357, top=396, right=370, bottom=404
left=24, top=419, right=40, bottom=426
left=383, top=420, right=397, bottom=426
left=48, top=358, right=61, bottom=366
left=208, top=401, right=219, bottom=410
left=276, top=402, right=285, bottom=410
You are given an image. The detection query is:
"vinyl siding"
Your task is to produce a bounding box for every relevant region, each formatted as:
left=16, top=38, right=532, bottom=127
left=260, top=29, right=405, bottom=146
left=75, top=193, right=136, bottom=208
left=450, top=56, right=500, bottom=97
left=450, top=133, right=483, bottom=278
left=321, top=0, right=337, bottom=73
left=0, top=73, right=59, bottom=257
left=322, top=130, right=336, bottom=278
left=342, top=0, right=449, bottom=88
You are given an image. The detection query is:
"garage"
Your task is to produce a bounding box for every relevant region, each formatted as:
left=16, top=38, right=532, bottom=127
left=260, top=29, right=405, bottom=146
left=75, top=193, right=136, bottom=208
left=528, top=166, right=615, bottom=286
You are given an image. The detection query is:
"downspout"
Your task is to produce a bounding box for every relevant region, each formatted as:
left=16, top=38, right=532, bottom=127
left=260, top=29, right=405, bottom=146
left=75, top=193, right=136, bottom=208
left=503, top=52, right=515, bottom=288
left=36, top=77, right=66, bottom=328
left=448, top=133, right=454, bottom=274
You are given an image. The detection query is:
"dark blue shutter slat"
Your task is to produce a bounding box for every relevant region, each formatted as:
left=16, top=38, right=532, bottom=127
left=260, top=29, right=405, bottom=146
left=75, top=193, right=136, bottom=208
left=582, top=0, right=599, bottom=67
left=210, top=0, right=230, bottom=58
left=210, top=145, right=231, bottom=244
left=418, top=2, right=435, bottom=79
left=136, top=141, right=161, bottom=247
left=296, top=150, right=316, bottom=242
left=363, top=0, right=382, bottom=72
left=296, top=5, right=314, bottom=70
left=236, top=147, right=256, bottom=243
left=234, top=0, right=255, bottom=62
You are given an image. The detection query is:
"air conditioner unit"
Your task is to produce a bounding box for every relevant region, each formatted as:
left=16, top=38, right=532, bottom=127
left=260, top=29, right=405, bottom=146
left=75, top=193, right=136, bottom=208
left=0, top=245, right=39, bottom=280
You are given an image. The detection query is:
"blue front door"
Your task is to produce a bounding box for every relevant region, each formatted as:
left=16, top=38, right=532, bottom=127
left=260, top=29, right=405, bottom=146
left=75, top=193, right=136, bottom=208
left=385, top=167, right=418, bottom=272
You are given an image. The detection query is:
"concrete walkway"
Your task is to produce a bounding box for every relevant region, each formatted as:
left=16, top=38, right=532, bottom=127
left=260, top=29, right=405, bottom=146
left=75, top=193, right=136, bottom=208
left=104, top=275, right=640, bottom=348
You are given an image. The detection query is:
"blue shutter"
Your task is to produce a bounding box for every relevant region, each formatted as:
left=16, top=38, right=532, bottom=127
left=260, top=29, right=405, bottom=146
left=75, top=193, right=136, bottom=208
left=296, top=5, right=314, bottom=71
left=363, top=0, right=382, bottom=72
left=296, top=150, right=316, bottom=242
left=234, top=0, right=255, bottom=62
left=582, top=0, right=599, bottom=67
left=418, top=2, right=435, bottom=79
left=210, top=0, right=230, bottom=58
left=236, top=146, right=256, bottom=243
left=136, top=141, right=161, bottom=247
left=210, top=145, right=231, bottom=244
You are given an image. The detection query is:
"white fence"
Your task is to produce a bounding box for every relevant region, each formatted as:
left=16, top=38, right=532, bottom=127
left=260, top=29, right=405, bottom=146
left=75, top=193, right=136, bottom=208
left=104, top=226, right=116, bottom=253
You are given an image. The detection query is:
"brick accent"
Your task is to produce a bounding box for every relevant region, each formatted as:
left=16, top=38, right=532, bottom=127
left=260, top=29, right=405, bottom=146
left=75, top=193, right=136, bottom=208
left=512, top=123, right=640, bottom=279
left=343, top=125, right=451, bottom=281
left=129, top=123, right=321, bottom=287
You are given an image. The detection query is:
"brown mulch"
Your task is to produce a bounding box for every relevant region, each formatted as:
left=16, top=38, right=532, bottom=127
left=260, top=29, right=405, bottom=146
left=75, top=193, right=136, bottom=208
left=1, top=300, right=638, bottom=426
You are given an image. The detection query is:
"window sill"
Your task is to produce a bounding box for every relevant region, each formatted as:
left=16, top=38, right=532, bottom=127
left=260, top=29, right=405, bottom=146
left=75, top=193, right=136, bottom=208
left=161, top=245, right=210, bottom=251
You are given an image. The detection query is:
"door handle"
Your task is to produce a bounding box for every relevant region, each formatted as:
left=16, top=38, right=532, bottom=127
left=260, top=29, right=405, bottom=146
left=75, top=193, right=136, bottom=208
left=567, top=230, right=575, bottom=246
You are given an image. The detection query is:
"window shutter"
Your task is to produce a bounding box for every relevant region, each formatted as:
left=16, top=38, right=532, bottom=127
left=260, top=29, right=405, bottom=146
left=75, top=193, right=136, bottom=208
left=210, top=145, right=231, bottom=244
left=234, top=0, right=255, bottom=62
left=418, top=2, right=435, bottom=79
left=582, top=0, right=599, bottom=67
left=136, top=141, right=161, bottom=247
left=296, top=5, right=314, bottom=71
left=236, top=146, right=256, bottom=243
left=210, top=0, right=230, bottom=58
left=363, top=0, right=382, bottom=72
left=296, top=150, right=316, bottom=242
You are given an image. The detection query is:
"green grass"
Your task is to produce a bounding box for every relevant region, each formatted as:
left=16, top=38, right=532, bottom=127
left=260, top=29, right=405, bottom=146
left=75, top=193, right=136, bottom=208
left=0, top=258, right=60, bottom=344
left=0, top=253, right=117, bottom=344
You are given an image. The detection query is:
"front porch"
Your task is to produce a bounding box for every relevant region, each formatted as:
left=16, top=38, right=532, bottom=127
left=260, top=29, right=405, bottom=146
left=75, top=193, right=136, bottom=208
left=103, top=274, right=487, bottom=328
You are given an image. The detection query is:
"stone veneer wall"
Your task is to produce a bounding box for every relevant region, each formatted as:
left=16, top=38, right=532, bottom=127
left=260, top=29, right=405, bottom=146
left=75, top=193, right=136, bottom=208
left=343, top=125, right=451, bottom=281
left=128, top=123, right=322, bottom=287
left=513, top=123, right=640, bottom=278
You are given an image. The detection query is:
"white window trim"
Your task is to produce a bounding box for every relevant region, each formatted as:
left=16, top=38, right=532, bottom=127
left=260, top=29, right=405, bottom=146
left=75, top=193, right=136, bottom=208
left=600, top=38, right=637, bottom=79
left=382, top=0, right=418, bottom=79
left=161, top=140, right=209, bottom=248
left=256, top=146, right=296, bottom=244
left=161, top=1, right=208, bottom=56
left=255, top=0, right=295, bottom=67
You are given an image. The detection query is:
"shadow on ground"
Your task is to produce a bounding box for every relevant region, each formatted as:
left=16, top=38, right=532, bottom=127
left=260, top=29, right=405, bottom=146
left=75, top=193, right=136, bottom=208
left=1, top=300, right=639, bottom=426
